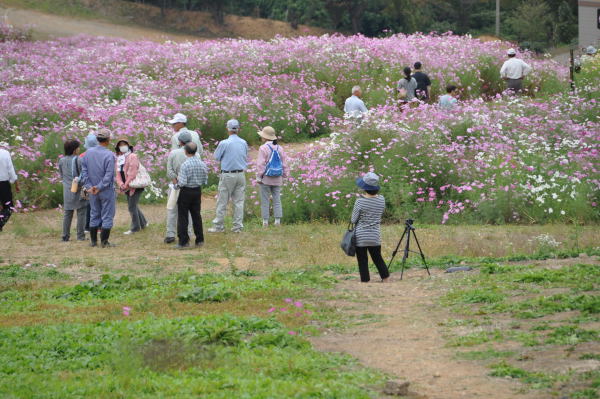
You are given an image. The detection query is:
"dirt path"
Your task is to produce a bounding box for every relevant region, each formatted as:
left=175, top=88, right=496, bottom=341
left=1, top=6, right=198, bottom=42
left=311, top=269, right=544, bottom=399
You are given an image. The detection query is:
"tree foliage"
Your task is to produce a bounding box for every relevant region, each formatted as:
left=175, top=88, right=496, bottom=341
left=125, top=0, right=578, bottom=48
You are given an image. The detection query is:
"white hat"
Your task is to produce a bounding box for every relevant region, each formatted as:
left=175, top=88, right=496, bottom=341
left=257, top=126, right=277, bottom=141
left=168, top=113, right=187, bottom=124
left=586, top=45, right=597, bottom=55
left=507, top=48, right=516, bottom=56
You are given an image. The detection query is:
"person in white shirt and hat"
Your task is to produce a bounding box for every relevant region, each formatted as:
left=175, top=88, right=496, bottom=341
left=500, top=48, right=532, bottom=94
left=168, top=113, right=203, bottom=157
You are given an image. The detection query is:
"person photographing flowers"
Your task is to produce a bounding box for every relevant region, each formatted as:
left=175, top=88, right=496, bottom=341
left=351, top=172, right=390, bottom=283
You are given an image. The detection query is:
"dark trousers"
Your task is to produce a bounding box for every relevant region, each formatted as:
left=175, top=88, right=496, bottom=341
left=356, top=246, right=390, bottom=282
left=127, top=188, right=147, bottom=232
left=0, top=181, right=14, bottom=231
left=177, top=187, right=203, bottom=245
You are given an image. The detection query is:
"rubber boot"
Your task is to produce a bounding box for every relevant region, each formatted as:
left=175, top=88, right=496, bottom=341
left=89, top=227, right=98, bottom=247
left=100, top=228, right=115, bottom=248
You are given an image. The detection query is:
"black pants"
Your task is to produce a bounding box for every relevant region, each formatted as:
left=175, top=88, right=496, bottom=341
left=177, top=187, right=203, bottom=245
left=0, top=181, right=13, bottom=231
left=356, top=246, right=390, bottom=282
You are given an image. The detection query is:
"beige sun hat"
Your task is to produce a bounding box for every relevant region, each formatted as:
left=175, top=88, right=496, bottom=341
left=257, top=126, right=277, bottom=141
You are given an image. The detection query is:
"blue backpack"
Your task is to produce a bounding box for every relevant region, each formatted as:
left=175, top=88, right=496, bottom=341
left=265, top=144, right=283, bottom=177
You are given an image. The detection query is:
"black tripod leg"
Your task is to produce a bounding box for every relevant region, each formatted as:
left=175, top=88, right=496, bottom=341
left=411, top=230, right=431, bottom=276
left=387, top=227, right=407, bottom=270
left=400, top=228, right=411, bottom=280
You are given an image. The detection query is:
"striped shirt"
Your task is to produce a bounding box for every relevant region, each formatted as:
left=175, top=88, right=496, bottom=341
left=177, top=157, right=208, bottom=188
left=351, top=195, right=385, bottom=247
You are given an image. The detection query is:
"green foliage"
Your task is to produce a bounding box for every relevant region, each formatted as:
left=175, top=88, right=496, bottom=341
left=114, top=0, right=578, bottom=44
left=545, top=325, right=599, bottom=345
left=0, top=314, right=386, bottom=397
left=177, top=284, right=238, bottom=303
left=56, top=274, right=149, bottom=300
left=0, top=264, right=69, bottom=283
left=455, top=348, right=515, bottom=360
left=489, top=361, right=555, bottom=388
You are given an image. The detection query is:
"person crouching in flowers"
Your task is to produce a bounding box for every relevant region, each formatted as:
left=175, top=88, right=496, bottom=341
left=351, top=172, right=390, bottom=283
left=256, top=126, right=288, bottom=227
left=115, top=138, right=147, bottom=235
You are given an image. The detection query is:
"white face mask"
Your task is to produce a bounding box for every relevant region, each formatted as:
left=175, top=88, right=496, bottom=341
left=119, top=146, right=129, bottom=154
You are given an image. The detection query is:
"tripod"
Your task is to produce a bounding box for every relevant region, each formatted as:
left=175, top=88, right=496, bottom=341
left=387, top=219, right=431, bottom=280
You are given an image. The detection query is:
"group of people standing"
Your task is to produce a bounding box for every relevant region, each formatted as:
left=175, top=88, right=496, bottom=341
left=344, top=49, right=533, bottom=118
left=52, top=114, right=288, bottom=249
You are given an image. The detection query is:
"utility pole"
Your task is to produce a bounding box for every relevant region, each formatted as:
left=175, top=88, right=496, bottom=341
left=495, top=0, right=500, bottom=37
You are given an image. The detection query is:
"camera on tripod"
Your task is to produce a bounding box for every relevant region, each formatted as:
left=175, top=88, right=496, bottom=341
left=387, top=218, right=430, bottom=280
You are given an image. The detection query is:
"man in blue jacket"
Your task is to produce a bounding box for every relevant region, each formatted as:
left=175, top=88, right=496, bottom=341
left=80, top=129, right=116, bottom=247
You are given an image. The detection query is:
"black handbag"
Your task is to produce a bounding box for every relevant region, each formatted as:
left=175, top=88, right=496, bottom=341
left=340, top=215, right=360, bottom=257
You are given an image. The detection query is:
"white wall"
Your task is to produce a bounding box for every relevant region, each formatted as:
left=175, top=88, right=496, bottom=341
left=579, top=2, right=600, bottom=48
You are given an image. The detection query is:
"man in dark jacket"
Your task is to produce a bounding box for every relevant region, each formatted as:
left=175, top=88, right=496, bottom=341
left=413, top=62, right=432, bottom=102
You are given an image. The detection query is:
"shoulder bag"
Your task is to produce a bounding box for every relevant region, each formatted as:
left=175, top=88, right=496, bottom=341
left=129, top=162, right=151, bottom=189
left=340, top=214, right=360, bottom=257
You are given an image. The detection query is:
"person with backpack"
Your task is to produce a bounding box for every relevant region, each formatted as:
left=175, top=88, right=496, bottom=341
left=256, top=126, right=288, bottom=227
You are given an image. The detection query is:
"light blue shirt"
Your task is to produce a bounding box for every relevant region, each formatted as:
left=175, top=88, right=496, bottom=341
left=344, top=95, right=367, bottom=116
left=213, top=134, right=248, bottom=171
left=438, top=94, right=457, bottom=110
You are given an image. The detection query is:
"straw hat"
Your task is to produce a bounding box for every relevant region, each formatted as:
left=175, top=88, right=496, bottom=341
left=257, top=126, right=277, bottom=141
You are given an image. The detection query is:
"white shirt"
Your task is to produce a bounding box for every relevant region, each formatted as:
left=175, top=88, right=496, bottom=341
left=0, top=149, right=18, bottom=184
left=170, top=128, right=203, bottom=157
left=344, top=95, right=368, bottom=117
left=500, top=58, right=532, bottom=80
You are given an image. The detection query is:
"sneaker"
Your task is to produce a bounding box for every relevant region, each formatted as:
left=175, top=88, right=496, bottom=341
left=175, top=243, right=190, bottom=250
left=262, top=219, right=269, bottom=227
left=208, top=227, right=224, bottom=233
left=101, top=241, right=116, bottom=248
left=274, top=219, right=281, bottom=226
left=90, top=242, right=98, bottom=247
left=123, top=230, right=133, bottom=235
left=164, top=237, right=176, bottom=244
left=195, top=242, right=204, bottom=248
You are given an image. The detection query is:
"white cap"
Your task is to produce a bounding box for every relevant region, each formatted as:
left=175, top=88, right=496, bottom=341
left=507, top=48, right=516, bottom=56
left=168, top=113, right=187, bottom=124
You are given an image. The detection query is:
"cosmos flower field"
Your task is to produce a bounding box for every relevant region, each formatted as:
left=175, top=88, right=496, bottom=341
left=0, top=32, right=597, bottom=224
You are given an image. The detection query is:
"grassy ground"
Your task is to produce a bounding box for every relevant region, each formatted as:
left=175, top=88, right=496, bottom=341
left=439, top=260, right=600, bottom=398
left=0, top=203, right=599, bottom=398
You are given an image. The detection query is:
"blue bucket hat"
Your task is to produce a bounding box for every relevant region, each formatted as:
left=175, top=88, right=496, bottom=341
left=356, top=172, right=380, bottom=191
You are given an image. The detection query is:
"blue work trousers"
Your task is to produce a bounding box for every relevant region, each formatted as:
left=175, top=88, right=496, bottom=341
left=89, top=189, right=116, bottom=229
